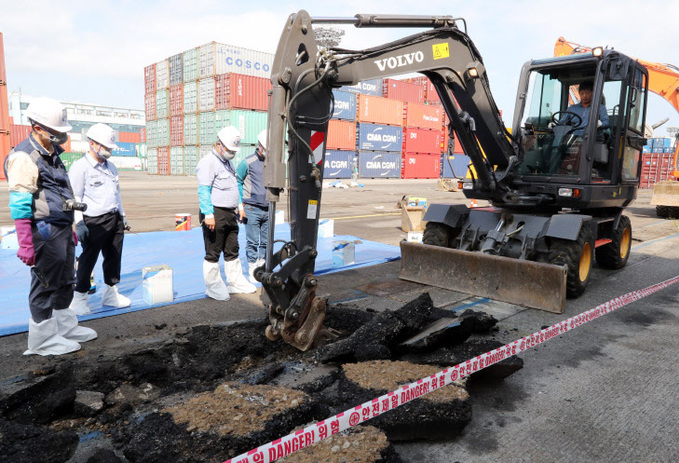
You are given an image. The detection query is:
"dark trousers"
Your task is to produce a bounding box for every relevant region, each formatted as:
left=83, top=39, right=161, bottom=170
left=201, top=206, right=239, bottom=263
left=30, top=222, right=75, bottom=322
left=75, top=212, right=124, bottom=293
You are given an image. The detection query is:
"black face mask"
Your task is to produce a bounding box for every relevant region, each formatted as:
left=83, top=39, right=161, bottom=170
left=37, top=126, right=68, bottom=146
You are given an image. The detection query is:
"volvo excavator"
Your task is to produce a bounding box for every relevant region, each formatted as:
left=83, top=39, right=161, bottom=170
left=555, top=37, right=679, bottom=219
left=258, top=11, right=649, bottom=350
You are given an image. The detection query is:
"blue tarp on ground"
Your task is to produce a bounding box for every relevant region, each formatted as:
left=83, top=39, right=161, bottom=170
left=0, top=224, right=400, bottom=337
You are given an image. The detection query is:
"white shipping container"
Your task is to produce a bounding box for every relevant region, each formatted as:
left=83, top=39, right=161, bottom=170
left=184, top=145, right=199, bottom=176
left=198, top=42, right=274, bottom=79
left=156, top=118, right=170, bottom=147
left=183, top=81, right=198, bottom=114
left=199, top=144, right=212, bottom=159
left=156, top=89, right=169, bottom=119
left=70, top=140, right=90, bottom=153
left=147, top=148, right=158, bottom=175
left=183, top=48, right=198, bottom=83
left=184, top=113, right=198, bottom=146
left=156, top=59, right=169, bottom=90
left=170, top=146, right=184, bottom=175
left=198, top=77, right=215, bottom=112
left=146, top=120, right=157, bottom=148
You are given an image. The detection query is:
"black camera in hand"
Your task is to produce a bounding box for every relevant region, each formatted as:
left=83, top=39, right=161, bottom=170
left=62, top=199, right=88, bottom=212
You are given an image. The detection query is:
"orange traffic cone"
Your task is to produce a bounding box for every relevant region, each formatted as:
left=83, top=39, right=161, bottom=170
left=470, top=199, right=478, bottom=208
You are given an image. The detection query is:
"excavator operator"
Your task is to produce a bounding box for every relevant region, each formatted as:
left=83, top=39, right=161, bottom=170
left=563, top=80, right=610, bottom=135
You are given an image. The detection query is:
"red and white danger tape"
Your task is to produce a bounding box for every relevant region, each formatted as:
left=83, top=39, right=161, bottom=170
left=226, top=275, right=679, bottom=463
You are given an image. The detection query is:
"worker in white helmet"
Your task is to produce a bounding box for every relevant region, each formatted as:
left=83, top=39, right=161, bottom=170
left=3, top=97, right=97, bottom=356
left=67, top=123, right=131, bottom=314
left=236, top=129, right=269, bottom=283
left=196, top=126, right=256, bottom=300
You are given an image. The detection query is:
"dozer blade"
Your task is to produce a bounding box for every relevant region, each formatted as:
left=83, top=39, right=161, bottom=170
left=650, top=181, right=679, bottom=207
left=399, top=241, right=567, bottom=314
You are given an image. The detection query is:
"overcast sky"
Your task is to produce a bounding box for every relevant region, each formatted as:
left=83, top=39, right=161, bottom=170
left=1, top=0, right=677, bottom=136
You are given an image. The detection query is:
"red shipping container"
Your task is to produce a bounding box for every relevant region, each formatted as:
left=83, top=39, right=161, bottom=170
left=157, top=147, right=169, bottom=175
left=118, top=131, right=141, bottom=143
left=169, top=84, right=184, bottom=116
left=145, top=93, right=156, bottom=121
left=144, top=64, right=156, bottom=95
left=62, top=136, right=72, bottom=153
left=406, top=76, right=437, bottom=101
left=383, top=78, right=424, bottom=104
left=170, top=115, right=184, bottom=146
left=402, top=127, right=444, bottom=155
left=140, top=127, right=146, bottom=143
left=215, top=73, right=272, bottom=111
left=401, top=153, right=440, bottom=179
left=10, top=123, right=31, bottom=147
left=442, top=126, right=464, bottom=155
left=326, top=119, right=356, bottom=150
left=356, top=94, right=403, bottom=127
left=403, top=102, right=443, bottom=130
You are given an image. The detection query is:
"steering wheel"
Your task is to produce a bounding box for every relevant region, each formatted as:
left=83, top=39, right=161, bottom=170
left=551, top=111, right=583, bottom=127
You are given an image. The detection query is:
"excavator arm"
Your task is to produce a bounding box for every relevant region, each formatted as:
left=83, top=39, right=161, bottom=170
left=260, top=10, right=521, bottom=350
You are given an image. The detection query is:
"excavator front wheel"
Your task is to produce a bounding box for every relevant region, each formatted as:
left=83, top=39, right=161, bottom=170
left=595, top=215, right=631, bottom=270
left=548, top=226, right=594, bottom=299
left=422, top=222, right=458, bottom=247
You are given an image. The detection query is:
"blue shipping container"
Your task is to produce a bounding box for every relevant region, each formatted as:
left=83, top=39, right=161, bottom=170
left=113, top=142, right=137, bottom=157
left=331, top=90, right=357, bottom=121
left=323, top=150, right=355, bottom=179
left=358, top=151, right=401, bottom=178
left=441, top=154, right=470, bottom=178
left=357, top=123, right=403, bottom=152
left=342, top=79, right=383, bottom=96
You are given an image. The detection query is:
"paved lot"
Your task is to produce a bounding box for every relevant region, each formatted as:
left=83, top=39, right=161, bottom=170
left=1, top=172, right=679, bottom=462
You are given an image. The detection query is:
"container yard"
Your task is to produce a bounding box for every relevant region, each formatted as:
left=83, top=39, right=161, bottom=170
left=143, top=42, right=471, bottom=180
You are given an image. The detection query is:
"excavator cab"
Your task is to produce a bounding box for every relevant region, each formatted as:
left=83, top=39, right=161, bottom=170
left=513, top=49, right=647, bottom=205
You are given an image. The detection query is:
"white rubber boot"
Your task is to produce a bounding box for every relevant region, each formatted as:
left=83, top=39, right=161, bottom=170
left=225, top=258, right=257, bottom=294
left=24, top=317, right=81, bottom=356
left=101, top=284, right=131, bottom=308
left=203, top=260, right=230, bottom=301
left=248, top=262, right=258, bottom=284
left=69, top=291, right=92, bottom=315
left=54, top=308, right=98, bottom=343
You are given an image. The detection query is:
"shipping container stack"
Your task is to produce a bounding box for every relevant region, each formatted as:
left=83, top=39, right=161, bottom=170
left=144, top=43, right=274, bottom=176
left=640, top=137, right=677, bottom=189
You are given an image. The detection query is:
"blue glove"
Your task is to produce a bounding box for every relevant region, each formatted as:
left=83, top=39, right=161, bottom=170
left=76, top=221, right=89, bottom=243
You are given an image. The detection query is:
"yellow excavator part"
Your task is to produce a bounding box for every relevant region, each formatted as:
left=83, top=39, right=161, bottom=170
left=399, top=241, right=567, bottom=313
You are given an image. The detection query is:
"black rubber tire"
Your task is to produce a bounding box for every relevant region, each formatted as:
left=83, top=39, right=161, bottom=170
left=670, top=207, right=679, bottom=219
left=656, top=205, right=669, bottom=218
left=547, top=225, right=594, bottom=299
left=595, top=215, right=632, bottom=270
left=422, top=222, right=453, bottom=248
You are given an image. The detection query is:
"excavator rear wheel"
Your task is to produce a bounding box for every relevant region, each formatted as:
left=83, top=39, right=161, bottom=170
left=422, top=222, right=456, bottom=248
left=547, top=226, right=594, bottom=299
left=595, top=215, right=631, bottom=270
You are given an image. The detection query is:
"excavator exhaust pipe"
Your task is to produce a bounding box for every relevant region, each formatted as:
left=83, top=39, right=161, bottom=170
left=399, top=241, right=567, bottom=313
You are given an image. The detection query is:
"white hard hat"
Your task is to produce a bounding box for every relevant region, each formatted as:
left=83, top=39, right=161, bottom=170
left=217, top=126, right=241, bottom=152
left=86, top=123, right=118, bottom=150
left=257, top=129, right=268, bottom=150
left=25, top=97, right=72, bottom=133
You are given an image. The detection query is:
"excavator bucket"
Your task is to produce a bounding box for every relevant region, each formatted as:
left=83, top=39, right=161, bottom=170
left=399, top=241, right=567, bottom=313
